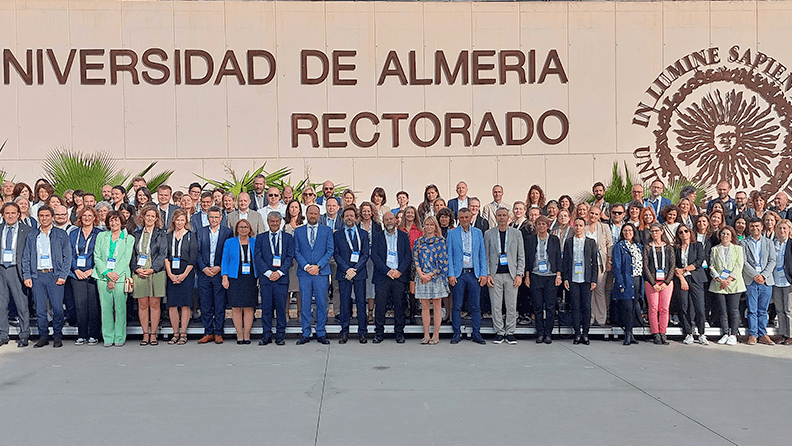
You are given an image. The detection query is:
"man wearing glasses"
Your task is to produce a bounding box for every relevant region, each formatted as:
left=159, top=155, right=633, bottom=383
left=259, top=186, right=286, bottom=230
left=191, top=192, right=228, bottom=230
left=316, top=180, right=336, bottom=206
left=196, top=207, right=233, bottom=344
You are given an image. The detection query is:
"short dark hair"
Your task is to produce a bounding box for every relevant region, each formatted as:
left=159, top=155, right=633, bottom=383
left=592, top=182, right=605, bottom=191
left=207, top=206, right=222, bottom=215
left=326, top=196, right=340, bottom=206
left=200, top=191, right=213, bottom=201
left=1, top=202, right=20, bottom=214
left=189, top=182, right=202, bottom=191
left=748, top=218, right=763, bottom=226
left=37, top=205, right=53, bottom=217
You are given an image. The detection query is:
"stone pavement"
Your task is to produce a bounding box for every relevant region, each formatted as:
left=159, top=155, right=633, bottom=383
left=0, top=334, right=789, bottom=446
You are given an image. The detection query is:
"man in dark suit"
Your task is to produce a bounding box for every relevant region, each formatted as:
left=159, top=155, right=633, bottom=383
left=371, top=211, right=411, bottom=343
left=191, top=192, right=228, bottom=231
left=0, top=202, right=32, bottom=347
left=447, top=181, right=469, bottom=219
left=254, top=211, right=294, bottom=346
left=318, top=196, right=343, bottom=318
left=294, top=204, right=334, bottom=345
left=248, top=174, right=267, bottom=212
left=157, top=185, right=180, bottom=229
left=524, top=215, right=562, bottom=344
left=22, top=206, right=72, bottom=348
left=196, top=206, right=233, bottom=344
left=334, top=206, right=370, bottom=344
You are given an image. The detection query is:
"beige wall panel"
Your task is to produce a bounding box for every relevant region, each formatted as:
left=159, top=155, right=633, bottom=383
left=15, top=5, right=71, bottom=160
left=352, top=158, right=403, bottom=203
left=200, top=158, right=254, bottom=184
left=225, top=2, right=278, bottom=160
left=302, top=158, right=354, bottom=191
left=275, top=3, right=327, bottom=159
left=567, top=3, right=616, bottom=155
left=519, top=2, right=569, bottom=157
left=0, top=7, right=18, bottom=160
left=120, top=2, right=177, bottom=160
left=496, top=155, right=545, bottom=207
left=0, top=161, right=45, bottom=182
left=374, top=5, right=426, bottom=157
left=423, top=3, right=473, bottom=158
left=615, top=2, right=662, bottom=157
left=710, top=1, right=756, bottom=50
left=447, top=156, right=497, bottom=203
left=325, top=3, right=377, bottom=159
left=471, top=3, right=521, bottom=158
left=69, top=5, right=124, bottom=159
left=252, top=157, right=306, bottom=186
left=402, top=157, right=450, bottom=200
left=757, top=2, right=792, bottom=58
left=123, top=158, right=202, bottom=192
left=662, top=1, right=710, bottom=68
left=173, top=2, right=227, bottom=160
left=545, top=154, right=593, bottom=199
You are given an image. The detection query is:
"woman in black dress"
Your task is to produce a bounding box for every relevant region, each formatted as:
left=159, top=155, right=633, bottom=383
left=221, top=219, right=258, bottom=344
left=165, top=209, right=197, bottom=345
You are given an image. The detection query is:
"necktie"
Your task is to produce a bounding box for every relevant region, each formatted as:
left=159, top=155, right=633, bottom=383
left=310, top=227, right=316, bottom=248
left=271, top=233, right=278, bottom=253
left=348, top=228, right=355, bottom=249
left=4, top=227, right=12, bottom=267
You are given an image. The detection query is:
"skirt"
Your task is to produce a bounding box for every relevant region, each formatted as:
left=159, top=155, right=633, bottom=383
left=166, top=271, right=195, bottom=308
left=228, top=273, right=258, bottom=308
left=415, top=278, right=449, bottom=300
left=288, top=259, right=299, bottom=293
left=133, top=270, right=166, bottom=298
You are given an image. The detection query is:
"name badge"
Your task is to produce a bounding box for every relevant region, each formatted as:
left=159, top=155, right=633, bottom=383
left=499, top=254, right=508, bottom=265
left=137, top=255, right=148, bottom=267
left=387, top=251, right=397, bottom=264
left=351, top=251, right=360, bottom=263
left=171, top=257, right=181, bottom=269
left=463, top=252, right=472, bottom=263
left=273, top=255, right=281, bottom=268
left=538, top=260, right=548, bottom=273
left=720, top=269, right=731, bottom=280
left=702, top=260, right=708, bottom=269
left=40, top=255, right=52, bottom=269
left=107, top=258, right=116, bottom=270
left=77, top=255, right=87, bottom=268
left=755, top=263, right=762, bottom=270
left=574, top=262, right=583, bottom=275
left=241, top=262, right=251, bottom=274
left=655, top=269, right=665, bottom=281
left=3, top=249, right=12, bottom=263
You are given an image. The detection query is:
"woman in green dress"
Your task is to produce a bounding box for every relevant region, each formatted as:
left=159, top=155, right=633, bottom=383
left=131, top=205, right=168, bottom=345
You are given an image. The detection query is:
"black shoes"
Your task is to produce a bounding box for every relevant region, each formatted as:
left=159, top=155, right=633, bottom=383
left=653, top=334, right=662, bottom=345
left=372, top=336, right=384, bottom=344
left=53, top=338, right=63, bottom=348
left=339, top=334, right=348, bottom=344
left=296, top=336, right=311, bottom=345
left=275, top=338, right=285, bottom=346
left=34, top=338, right=49, bottom=348
left=259, top=338, right=271, bottom=346
left=471, top=335, right=486, bottom=345
left=395, top=334, right=405, bottom=344
left=493, top=335, right=505, bottom=344
left=573, top=336, right=581, bottom=345
left=17, top=339, right=28, bottom=348
left=660, top=333, right=669, bottom=345
left=536, top=336, right=545, bottom=344
left=358, top=336, right=367, bottom=344
left=543, top=336, right=552, bottom=344
left=581, top=336, right=590, bottom=345
left=317, top=336, right=330, bottom=345
left=450, top=335, right=461, bottom=344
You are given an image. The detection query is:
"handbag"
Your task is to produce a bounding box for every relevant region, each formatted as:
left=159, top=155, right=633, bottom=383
left=124, top=277, right=134, bottom=293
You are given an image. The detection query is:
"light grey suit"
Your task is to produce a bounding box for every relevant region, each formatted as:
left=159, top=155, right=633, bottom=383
left=227, top=209, right=267, bottom=237
left=484, top=226, right=525, bottom=336
left=741, top=236, right=777, bottom=286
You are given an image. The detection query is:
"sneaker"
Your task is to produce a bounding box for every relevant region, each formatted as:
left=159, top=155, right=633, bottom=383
left=88, top=337, right=99, bottom=345
left=506, top=335, right=517, bottom=345
left=717, top=334, right=729, bottom=345
left=75, top=338, right=86, bottom=346
left=699, top=335, right=709, bottom=346
left=726, top=335, right=737, bottom=346
left=682, top=334, right=694, bottom=345
left=104, top=342, right=113, bottom=347
left=493, top=335, right=504, bottom=344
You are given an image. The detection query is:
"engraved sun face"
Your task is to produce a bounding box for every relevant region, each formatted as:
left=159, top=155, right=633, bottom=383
left=713, top=124, right=738, bottom=152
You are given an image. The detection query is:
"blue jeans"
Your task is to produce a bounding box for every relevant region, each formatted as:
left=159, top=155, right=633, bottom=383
left=746, top=281, right=772, bottom=337
left=198, top=273, right=226, bottom=336
left=338, top=278, right=368, bottom=336
left=452, top=271, right=481, bottom=337
left=32, top=272, right=65, bottom=339
left=298, top=274, right=329, bottom=338
left=260, top=281, right=288, bottom=341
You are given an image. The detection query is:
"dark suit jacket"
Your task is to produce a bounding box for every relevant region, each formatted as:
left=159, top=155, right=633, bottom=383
left=318, top=214, right=344, bottom=232
left=196, top=225, right=233, bottom=272
left=165, top=230, right=198, bottom=276
left=371, top=229, right=411, bottom=285
left=190, top=211, right=228, bottom=233
left=524, top=233, right=562, bottom=275
left=22, top=226, right=72, bottom=280
left=248, top=192, right=266, bottom=211
left=0, top=221, right=32, bottom=281
left=131, top=227, right=168, bottom=273
left=562, top=236, right=598, bottom=284
left=473, top=215, right=490, bottom=233
left=674, top=242, right=707, bottom=283
left=333, top=227, right=370, bottom=281
left=254, top=231, right=294, bottom=285
left=158, top=204, right=181, bottom=229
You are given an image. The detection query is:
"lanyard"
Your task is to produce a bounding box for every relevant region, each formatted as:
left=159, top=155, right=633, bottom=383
left=269, top=231, right=281, bottom=256
left=76, top=233, right=93, bottom=256
left=500, top=229, right=509, bottom=254
left=139, top=229, right=154, bottom=255
left=651, top=242, right=665, bottom=270
left=239, top=241, right=251, bottom=263
left=344, top=226, right=360, bottom=252
left=718, top=245, right=732, bottom=269
left=537, top=235, right=548, bottom=261
left=171, top=231, right=187, bottom=258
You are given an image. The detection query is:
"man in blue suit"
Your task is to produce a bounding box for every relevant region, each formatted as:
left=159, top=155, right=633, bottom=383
left=196, top=206, right=233, bottom=344
left=318, top=196, right=343, bottom=320
left=0, top=202, right=32, bottom=347
left=447, top=208, right=488, bottom=344
left=191, top=192, right=228, bottom=231
left=447, top=181, right=469, bottom=219
left=334, top=206, right=370, bottom=344
left=644, top=179, right=672, bottom=217
left=371, top=211, right=411, bottom=343
left=254, top=211, right=294, bottom=346
left=22, top=206, right=72, bottom=348
left=294, top=204, right=334, bottom=345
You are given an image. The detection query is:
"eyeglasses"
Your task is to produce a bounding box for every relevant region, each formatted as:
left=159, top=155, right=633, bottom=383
left=323, top=187, right=334, bottom=191
left=54, top=213, right=67, bottom=217
left=268, top=194, right=279, bottom=197
left=650, top=229, right=662, bottom=233
left=679, top=229, right=689, bottom=234
left=611, top=211, right=623, bottom=215
left=303, top=192, right=315, bottom=197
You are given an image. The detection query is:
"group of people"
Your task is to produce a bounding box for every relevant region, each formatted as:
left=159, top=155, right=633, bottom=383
left=0, top=174, right=789, bottom=349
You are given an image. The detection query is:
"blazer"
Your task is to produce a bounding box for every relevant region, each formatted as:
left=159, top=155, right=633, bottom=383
left=248, top=192, right=267, bottom=211
left=524, top=233, right=562, bottom=275
left=227, top=209, right=267, bottom=236
left=165, top=230, right=198, bottom=276
left=68, top=226, right=103, bottom=279
left=562, top=236, right=598, bottom=284
left=644, top=196, right=672, bottom=217
left=21, top=216, right=37, bottom=230
left=484, top=226, right=525, bottom=280
left=318, top=214, right=344, bottom=232
left=708, top=243, right=747, bottom=294
left=473, top=215, right=490, bottom=233
left=371, top=228, right=411, bottom=284
left=481, top=201, right=509, bottom=228
left=785, top=240, right=792, bottom=284
left=673, top=242, right=707, bottom=284
left=253, top=230, right=294, bottom=285
left=221, top=236, right=257, bottom=280
left=131, top=227, right=168, bottom=273
left=158, top=204, right=180, bottom=229
left=22, top=226, right=72, bottom=281
left=0, top=221, right=33, bottom=281
left=294, top=224, right=334, bottom=276
left=446, top=226, right=487, bottom=278
left=333, top=226, right=370, bottom=281
left=196, top=225, right=233, bottom=272
left=588, top=221, right=614, bottom=274
left=91, top=229, right=135, bottom=282
left=190, top=211, right=228, bottom=233
left=741, top=236, right=777, bottom=286
left=611, top=240, right=643, bottom=300
left=447, top=197, right=469, bottom=218
left=642, top=242, right=675, bottom=286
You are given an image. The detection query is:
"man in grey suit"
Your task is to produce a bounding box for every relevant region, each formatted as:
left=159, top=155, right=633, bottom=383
left=484, top=208, right=525, bottom=344
left=742, top=218, right=777, bottom=345
left=227, top=192, right=267, bottom=235
left=0, top=202, right=32, bottom=347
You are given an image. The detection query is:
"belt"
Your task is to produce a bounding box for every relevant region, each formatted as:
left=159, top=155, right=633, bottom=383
left=38, top=269, right=53, bottom=273
left=462, top=268, right=474, bottom=274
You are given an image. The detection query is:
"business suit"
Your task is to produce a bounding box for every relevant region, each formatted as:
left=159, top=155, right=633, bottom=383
left=481, top=201, right=509, bottom=229
left=22, top=226, right=72, bottom=341
left=371, top=228, right=411, bottom=339
left=158, top=203, right=180, bottom=229
left=294, top=224, right=334, bottom=339
left=524, top=233, right=562, bottom=340
left=227, top=209, right=267, bottom=236
left=249, top=191, right=267, bottom=212
left=254, top=230, right=294, bottom=342
left=190, top=211, right=228, bottom=233
left=0, top=221, right=32, bottom=343
left=674, top=242, right=707, bottom=337
left=334, top=226, right=370, bottom=338
left=197, top=225, right=233, bottom=337
left=484, top=227, right=525, bottom=336
left=562, top=236, right=598, bottom=338
left=588, top=221, right=613, bottom=325
left=473, top=215, right=490, bottom=233
left=318, top=213, right=343, bottom=317
left=92, top=229, right=135, bottom=345
left=447, top=225, right=488, bottom=340
left=448, top=197, right=469, bottom=219
left=742, top=235, right=777, bottom=338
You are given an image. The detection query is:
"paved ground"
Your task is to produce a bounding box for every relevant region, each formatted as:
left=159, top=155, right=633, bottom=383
left=1, top=334, right=789, bottom=446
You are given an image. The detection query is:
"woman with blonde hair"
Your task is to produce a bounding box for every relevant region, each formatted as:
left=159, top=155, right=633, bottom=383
left=412, top=216, right=449, bottom=344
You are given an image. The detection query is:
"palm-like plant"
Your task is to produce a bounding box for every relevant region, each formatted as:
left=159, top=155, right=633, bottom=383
left=194, top=162, right=292, bottom=197
left=576, top=162, right=637, bottom=205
